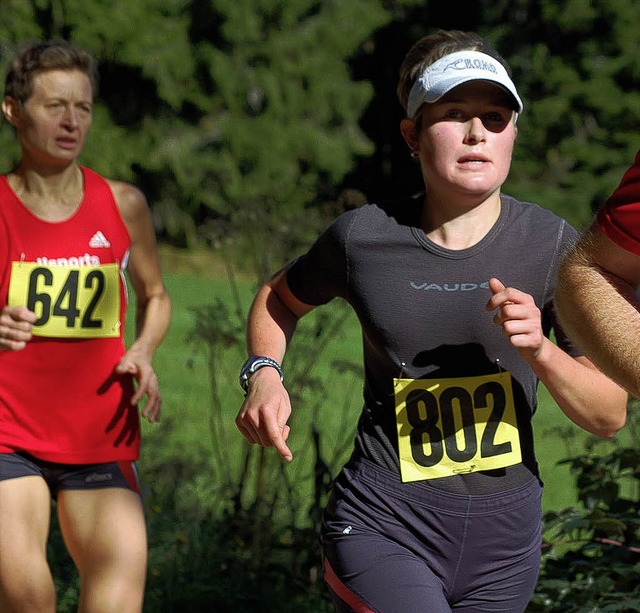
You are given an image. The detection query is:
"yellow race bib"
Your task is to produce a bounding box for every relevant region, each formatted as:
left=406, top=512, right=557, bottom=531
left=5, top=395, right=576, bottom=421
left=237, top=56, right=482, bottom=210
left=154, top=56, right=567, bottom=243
left=8, top=261, right=121, bottom=338
left=394, top=373, right=522, bottom=482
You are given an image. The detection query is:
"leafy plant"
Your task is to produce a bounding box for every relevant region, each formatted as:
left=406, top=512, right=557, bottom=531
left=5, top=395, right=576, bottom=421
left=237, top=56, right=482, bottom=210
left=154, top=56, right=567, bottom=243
left=137, top=254, right=361, bottom=610
left=530, top=403, right=640, bottom=612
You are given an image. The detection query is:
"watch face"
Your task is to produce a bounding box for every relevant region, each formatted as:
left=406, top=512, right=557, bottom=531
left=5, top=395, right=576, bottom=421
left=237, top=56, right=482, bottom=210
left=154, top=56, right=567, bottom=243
left=240, top=357, right=283, bottom=391
left=242, top=357, right=263, bottom=378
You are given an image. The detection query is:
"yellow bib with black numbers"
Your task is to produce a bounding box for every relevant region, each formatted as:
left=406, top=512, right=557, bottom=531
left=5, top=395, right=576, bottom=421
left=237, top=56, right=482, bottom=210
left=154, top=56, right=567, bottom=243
left=394, top=373, right=521, bottom=482
left=8, top=262, right=121, bottom=338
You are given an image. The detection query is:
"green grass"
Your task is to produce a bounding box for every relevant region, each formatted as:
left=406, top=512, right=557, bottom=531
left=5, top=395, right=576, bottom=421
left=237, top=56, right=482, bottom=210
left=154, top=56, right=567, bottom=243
left=534, top=387, right=596, bottom=511
left=132, top=272, right=255, bottom=507
left=134, top=261, right=629, bottom=515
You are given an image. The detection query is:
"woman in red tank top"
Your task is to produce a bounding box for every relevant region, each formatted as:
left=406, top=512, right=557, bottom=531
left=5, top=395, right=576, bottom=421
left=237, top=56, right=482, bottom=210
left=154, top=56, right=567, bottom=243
left=0, top=40, right=171, bottom=613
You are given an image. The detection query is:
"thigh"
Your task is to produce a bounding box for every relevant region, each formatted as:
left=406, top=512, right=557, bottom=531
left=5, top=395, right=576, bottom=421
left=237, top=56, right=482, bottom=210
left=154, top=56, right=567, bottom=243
left=57, top=487, right=147, bottom=613
left=0, top=472, right=55, bottom=612
left=452, top=543, right=540, bottom=613
left=57, top=486, right=147, bottom=566
left=324, top=530, right=451, bottom=613
left=452, top=480, right=543, bottom=612
left=0, top=454, right=51, bottom=560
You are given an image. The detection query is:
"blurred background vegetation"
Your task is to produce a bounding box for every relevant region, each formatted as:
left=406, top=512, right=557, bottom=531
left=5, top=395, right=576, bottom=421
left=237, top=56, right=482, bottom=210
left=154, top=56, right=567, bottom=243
left=5, top=0, right=640, bottom=259
left=2, top=0, right=640, bottom=611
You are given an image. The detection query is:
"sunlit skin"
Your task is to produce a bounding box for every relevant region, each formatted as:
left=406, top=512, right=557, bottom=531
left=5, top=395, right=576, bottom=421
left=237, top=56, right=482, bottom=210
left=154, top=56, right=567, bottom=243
left=401, top=81, right=518, bottom=242
left=4, top=69, right=93, bottom=174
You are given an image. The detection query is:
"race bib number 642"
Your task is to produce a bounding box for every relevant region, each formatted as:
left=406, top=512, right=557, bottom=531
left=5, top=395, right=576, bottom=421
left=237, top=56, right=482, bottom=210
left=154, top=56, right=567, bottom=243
left=394, top=373, right=522, bottom=482
left=8, top=261, right=121, bottom=338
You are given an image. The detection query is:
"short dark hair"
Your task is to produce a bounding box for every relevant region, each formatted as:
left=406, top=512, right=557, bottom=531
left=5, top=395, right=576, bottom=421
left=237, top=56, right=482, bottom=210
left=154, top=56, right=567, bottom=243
left=4, top=39, right=98, bottom=106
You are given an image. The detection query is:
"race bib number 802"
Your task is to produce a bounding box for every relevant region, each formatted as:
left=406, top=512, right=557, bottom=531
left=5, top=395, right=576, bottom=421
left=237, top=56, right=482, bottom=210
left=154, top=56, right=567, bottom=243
left=8, top=261, right=121, bottom=338
left=394, top=373, right=522, bottom=482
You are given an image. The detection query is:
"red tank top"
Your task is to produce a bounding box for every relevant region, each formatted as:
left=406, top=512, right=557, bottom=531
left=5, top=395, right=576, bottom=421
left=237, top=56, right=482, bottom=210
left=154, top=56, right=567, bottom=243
left=598, top=149, right=640, bottom=255
left=0, top=167, right=139, bottom=463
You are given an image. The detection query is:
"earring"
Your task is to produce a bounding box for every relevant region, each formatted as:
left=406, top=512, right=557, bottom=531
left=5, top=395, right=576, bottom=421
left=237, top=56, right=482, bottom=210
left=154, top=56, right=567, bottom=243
left=410, top=150, right=419, bottom=158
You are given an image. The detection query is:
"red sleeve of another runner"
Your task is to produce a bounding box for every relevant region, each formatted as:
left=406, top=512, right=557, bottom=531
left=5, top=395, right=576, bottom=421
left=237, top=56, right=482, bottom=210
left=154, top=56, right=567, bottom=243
left=597, top=150, right=640, bottom=256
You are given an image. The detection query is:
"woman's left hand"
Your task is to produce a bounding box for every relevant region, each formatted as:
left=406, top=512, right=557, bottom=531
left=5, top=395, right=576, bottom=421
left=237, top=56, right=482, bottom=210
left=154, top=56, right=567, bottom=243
left=485, top=277, right=544, bottom=360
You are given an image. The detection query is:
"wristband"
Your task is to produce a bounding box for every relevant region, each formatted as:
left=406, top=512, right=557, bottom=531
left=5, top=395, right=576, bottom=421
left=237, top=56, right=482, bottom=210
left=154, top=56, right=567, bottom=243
left=239, top=355, right=284, bottom=393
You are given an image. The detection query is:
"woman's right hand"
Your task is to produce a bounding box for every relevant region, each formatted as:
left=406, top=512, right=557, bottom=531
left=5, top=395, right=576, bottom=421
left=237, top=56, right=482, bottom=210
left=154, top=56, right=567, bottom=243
left=0, top=305, right=37, bottom=351
left=235, top=366, right=294, bottom=462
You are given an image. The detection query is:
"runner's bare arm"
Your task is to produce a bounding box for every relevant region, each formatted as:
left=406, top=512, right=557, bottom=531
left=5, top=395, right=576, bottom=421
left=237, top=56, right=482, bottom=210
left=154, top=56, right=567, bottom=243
left=487, top=277, right=627, bottom=438
left=556, top=222, right=640, bottom=398
left=109, top=180, right=172, bottom=422
left=235, top=269, right=315, bottom=462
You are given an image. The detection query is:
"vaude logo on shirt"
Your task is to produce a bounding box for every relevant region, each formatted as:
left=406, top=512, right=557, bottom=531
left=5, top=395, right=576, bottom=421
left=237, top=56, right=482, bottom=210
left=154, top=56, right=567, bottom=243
left=410, top=281, right=490, bottom=292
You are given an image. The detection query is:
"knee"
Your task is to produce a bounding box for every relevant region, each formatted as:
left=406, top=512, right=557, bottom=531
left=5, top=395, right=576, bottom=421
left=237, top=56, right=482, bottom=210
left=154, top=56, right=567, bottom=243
left=0, top=575, right=56, bottom=613
left=80, top=586, right=145, bottom=613
left=79, top=565, right=146, bottom=613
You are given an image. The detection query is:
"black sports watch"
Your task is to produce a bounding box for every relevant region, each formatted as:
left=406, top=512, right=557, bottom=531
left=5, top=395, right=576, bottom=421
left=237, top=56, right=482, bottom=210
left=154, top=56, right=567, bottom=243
left=239, top=355, right=284, bottom=394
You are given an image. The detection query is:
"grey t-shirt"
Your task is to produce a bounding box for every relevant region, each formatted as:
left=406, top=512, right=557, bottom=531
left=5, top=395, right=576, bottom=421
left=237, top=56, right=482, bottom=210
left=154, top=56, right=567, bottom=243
left=287, top=194, right=580, bottom=494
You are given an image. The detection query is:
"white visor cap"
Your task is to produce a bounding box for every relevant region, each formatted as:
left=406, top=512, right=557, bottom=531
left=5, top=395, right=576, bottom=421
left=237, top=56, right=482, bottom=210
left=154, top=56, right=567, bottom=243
left=406, top=50, right=523, bottom=119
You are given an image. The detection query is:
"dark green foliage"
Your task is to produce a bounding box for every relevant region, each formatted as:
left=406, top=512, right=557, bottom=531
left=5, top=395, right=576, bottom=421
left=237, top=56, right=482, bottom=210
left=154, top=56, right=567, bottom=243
left=144, top=493, right=332, bottom=612
left=530, top=406, right=640, bottom=611
left=6, top=0, right=640, bottom=252
left=482, top=0, right=640, bottom=227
